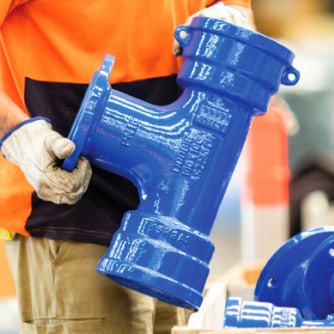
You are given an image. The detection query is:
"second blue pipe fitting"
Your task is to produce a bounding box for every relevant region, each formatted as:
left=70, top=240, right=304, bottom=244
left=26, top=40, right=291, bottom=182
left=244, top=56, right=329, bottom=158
left=224, top=226, right=334, bottom=328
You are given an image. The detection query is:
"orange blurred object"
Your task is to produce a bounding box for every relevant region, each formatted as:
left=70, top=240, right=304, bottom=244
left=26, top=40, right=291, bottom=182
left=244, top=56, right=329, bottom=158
left=240, top=97, right=292, bottom=262
left=0, top=240, right=16, bottom=297
left=242, top=99, right=290, bottom=207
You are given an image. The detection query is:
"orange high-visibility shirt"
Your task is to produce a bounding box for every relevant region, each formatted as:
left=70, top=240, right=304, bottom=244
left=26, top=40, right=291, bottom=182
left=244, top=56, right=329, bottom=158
left=0, top=0, right=251, bottom=242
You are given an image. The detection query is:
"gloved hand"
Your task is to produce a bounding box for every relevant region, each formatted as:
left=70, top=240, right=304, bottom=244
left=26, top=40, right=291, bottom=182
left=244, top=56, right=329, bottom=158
left=173, top=2, right=253, bottom=56
left=0, top=117, right=92, bottom=205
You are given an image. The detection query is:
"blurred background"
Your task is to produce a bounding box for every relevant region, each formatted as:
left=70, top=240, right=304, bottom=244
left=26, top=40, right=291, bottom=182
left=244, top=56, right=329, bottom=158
left=211, top=0, right=334, bottom=273
left=2, top=1, right=334, bottom=332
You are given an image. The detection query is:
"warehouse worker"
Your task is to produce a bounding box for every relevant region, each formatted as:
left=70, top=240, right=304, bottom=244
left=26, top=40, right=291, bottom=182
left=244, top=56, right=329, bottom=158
left=0, top=1, right=253, bottom=333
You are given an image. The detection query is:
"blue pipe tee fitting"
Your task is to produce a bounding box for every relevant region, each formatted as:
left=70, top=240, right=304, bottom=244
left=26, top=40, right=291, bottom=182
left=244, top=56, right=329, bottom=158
left=63, top=17, right=299, bottom=310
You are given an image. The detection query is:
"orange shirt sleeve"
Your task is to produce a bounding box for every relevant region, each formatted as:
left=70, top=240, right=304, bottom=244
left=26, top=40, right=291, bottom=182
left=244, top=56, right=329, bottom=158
left=0, top=1, right=31, bottom=25
left=0, top=1, right=11, bottom=25
left=223, top=0, right=251, bottom=8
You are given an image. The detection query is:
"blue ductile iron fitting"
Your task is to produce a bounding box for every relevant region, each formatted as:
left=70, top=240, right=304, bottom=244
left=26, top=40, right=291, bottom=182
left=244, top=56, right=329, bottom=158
left=224, top=226, right=334, bottom=328
left=255, top=226, right=334, bottom=320
left=63, top=17, right=299, bottom=310
left=224, top=297, right=334, bottom=328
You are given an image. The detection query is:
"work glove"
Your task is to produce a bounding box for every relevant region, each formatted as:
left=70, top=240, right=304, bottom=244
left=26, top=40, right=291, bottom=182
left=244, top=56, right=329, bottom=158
left=0, top=117, right=92, bottom=205
left=173, top=2, right=253, bottom=56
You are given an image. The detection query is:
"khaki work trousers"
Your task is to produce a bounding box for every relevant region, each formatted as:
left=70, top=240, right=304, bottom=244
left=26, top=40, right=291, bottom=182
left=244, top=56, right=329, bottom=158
left=5, top=236, right=191, bottom=334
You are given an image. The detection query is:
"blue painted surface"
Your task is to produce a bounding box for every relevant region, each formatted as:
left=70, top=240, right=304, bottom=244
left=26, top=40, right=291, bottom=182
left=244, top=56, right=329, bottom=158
left=225, top=296, right=334, bottom=328
left=255, top=226, right=334, bottom=320
left=63, top=17, right=299, bottom=310
left=225, top=227, right=334, bottom=327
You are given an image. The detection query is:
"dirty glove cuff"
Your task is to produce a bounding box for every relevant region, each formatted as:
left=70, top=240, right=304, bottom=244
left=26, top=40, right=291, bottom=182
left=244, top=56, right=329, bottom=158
left=0, top=116, right=50, bottom=149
